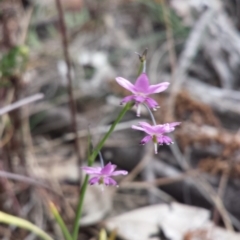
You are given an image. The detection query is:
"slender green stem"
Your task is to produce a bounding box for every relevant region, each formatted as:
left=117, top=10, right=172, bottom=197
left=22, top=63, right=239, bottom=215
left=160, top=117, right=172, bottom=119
left=72, top=102, right=133, bottom=240
left=72, top=175, right=89, bottom=240
left=90, top=102, right=133, bottom=165
left=137, top=59, right=145, bottom=76
left=49, top=202, right=72, bottom=240
left=0, top=211, right=53, bottom=240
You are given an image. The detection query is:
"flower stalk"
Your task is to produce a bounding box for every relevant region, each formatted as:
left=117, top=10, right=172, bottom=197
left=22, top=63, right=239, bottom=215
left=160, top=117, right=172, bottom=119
left=72, top=102, right=133, bottom=240
left=143, top=103, right=157, bottom=126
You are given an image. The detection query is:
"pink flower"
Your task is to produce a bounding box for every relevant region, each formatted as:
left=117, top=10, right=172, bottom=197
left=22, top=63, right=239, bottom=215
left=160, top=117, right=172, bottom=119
left=82, top=163, right=128, bottom=187
left=132, top=122, right=181, bottom=154
left=116, top=73, right=169, bottom=116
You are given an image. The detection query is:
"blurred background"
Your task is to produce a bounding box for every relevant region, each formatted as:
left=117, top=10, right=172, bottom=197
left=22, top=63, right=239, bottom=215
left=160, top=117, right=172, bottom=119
left=1, top=0, right=240, bottom=239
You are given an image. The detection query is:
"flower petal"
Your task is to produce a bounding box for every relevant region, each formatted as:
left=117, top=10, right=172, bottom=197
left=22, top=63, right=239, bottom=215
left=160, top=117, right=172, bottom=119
left=132, top=124, right=155, bottom=135
left=82, top=166, right=101, bottom=174
left=138, top=122, right=153, bottom=128
left=157, top=135, right=173, bottom=145
left=120, top=95, right=135, bottom=104
left=147, top=82, right=170, bottom=94
left=138, top=122, right=156, bottom=135
left=116, top=77, right=136, bottom=93
left=140, top=135, right=152, bottom=145
left=89, top=176, right=100, bottom=185
left=162, top=122, right=181, bottom=132
left=133, top=95, right=146, bottom=103
left=111, top=170, right=128, bottom=176
left=104, top=177, right=117, bottom=186
left=162, top=135, right=173, bottom=144
left=132, top=125, right=146, bottom=132
left=145, top=97, right=159, bottom=109
left=134, top=73, right=150, bottom=93
left=101, top=163, right=116, bottom=175
left=157, top=136, right=164, bottom=145
left=153, top=125, right=166, bottom=134
left=169, top=122, right=181, bottom=128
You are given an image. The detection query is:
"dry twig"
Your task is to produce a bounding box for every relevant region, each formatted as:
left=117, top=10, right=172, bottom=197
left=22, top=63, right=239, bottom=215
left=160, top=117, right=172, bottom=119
left=0, top=93, right=44, bottom=116
left=156, top=0, right=177, bottom=83
left=120, top=170, right=197, bottom=189
left=166, top=9, right=215, bottom=121
left=0, top=170, right=56, bottom=193
left=55, top=0, right=82, bottom=172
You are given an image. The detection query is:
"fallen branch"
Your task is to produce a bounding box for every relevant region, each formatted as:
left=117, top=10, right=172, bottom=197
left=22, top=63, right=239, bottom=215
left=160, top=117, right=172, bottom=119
left=0, top=93, right=44, bottom=116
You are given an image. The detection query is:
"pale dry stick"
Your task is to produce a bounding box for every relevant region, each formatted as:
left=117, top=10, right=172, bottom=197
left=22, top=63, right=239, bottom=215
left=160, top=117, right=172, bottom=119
left=149, top=42, right=168, bottom=83
left=0, top=91, right=14, bottom=148
left=169, top=134, right=189, bottom=170
left=212, top=165, right=231, bottom=226
left=120, top=144, right=153, bottom=184
left=29, top=89, right=83, bottom=115
left=2, top=226, right=11, bottom=240
left=8, top=27, right=32, bottom=175
left=156, top=0, right=177, bottom=84
left=104, top=136, right=144, bottom=148
left=117, top=144, right=158, bottom=204
left=18, top=5, right=33, bottom=45
left=21, top=104, right=35, bottom=151
left=158, top=10, right=233, bottom=227
left=0, top=93, right=44, bottom=116
left=200, top=173, right=240, bottom=231
left=2, top=188, right=52, bottom=240
left=0, top=89, right=14, bottom=135
left=0, top=165, right=21, bottom=214
left=21, top=102, right=49, bottom=193
left=21, top=193, right=43, bottom=240
left=196, top=175, right=234, bottom=232
left=169, top=134, right=234, bottom=231
left=0, top=1, right=30, bottom=169
left=148, top=186, right=176, bottom=203
left=204, top=41, right=234, bottom=89
left=55, top=0, right=82, bottom=170
left=166, top=9, right=215, bottom=121
left=17, top=2, right=44, bottom=193
left=0, top=119, right=14, bottom=148
left=0, top=93, right=23, bottom=216
left=149, top=40, right=184, bottom=84
left=123, top=176, right=196, bottom=204
left=33, top=119, right=144, bottom=153
left=166, top=143, right=236, bottom=231
left=0, top=170, right=59, bottom=194
left=31, top=195, right=45, bottom=240
left=120, top=143, right=177, bottom=204
left=228, top=213, right=240, bottom=232
left=143, top=160, right=158, bottom=204
left=120, top=169, right=198, bottom=189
